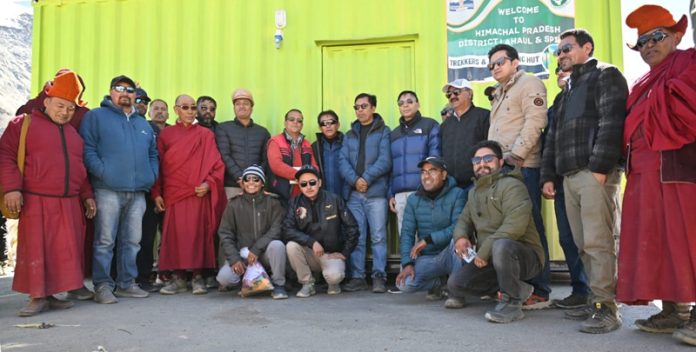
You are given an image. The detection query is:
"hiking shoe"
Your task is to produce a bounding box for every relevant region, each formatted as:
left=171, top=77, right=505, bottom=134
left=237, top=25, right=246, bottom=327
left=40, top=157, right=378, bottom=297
left=327, top=284, right=341, bottom=295
left=552, top=293, right=590, bottom=309
left=296, top=283, right=316, bottom=298
left=522, top=293, right=552, bottom=310
left=485, top=294, right=525, bottom=323
left=444, top=297, right=466, bottom=309
left=636, top=308, right=686, bottom=333
left=66, top=286, right=94, bottom=301
left=205, top=276, right=219, bottom=289
left=673, top=308, right=696, bottom=346
left=160, top=277, right=187, bottom=295
left=372, top=277, right=387, bottom=293
left=47, top=296, right=74, bottom=310
left=271, top=286, right=289, bottom=300
left=580, top=303, right=622, bottom=334
left=115, top=284, right=149, bottom=298
left=342, top=278, right=368, bottom=292
left=18, top=298, right=49, bottom=317
left=192, top=276, right=208, bottom=295
left=94, top=285, right=118, bottom=304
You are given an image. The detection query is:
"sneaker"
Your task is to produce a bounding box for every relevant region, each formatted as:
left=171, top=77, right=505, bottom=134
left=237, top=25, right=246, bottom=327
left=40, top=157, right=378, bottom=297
left=444, top=297, right=466, bottom=309
left=565, top=305, right=594, bottom=321
left=192, top=276, right=208, bottom=295
left=18, top=298, right=49, bottom=317
left=115, top=284, right=149, bottom=298
left=372, top=277, right=387, bottom=293
left=47, top=296, right=75, bottom=310
left=426, top=285, right=445, bottom=301
left=522, top=294, right=552, bottom=310
left=342, top=278, right=368, bottom=292
left=552, top=293, right=590, bottom=309
left=205, top=276, right=219, bottom=289
left=271, top=286, right=289, bottom=300
left=296, top=283, right=316, bottom=298
left=636, top=308, right=686, bottom=333
left=485, top=294, right=525, bottom=323
left=327, top=284, right=341, bottom=295
left=66, top=286, right=94, bottom=301
left=673, top=308, right=696, bottom=346
left=579, top=302, right=622, bottom=334
left=94, top=285, right=118, bottom=304
left=160, top=278, right=187, bottom=295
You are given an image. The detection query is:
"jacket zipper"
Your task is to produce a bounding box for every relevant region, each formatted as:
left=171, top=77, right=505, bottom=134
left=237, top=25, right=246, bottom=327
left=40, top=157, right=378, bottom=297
left=59, top=125, right=70, bottom=197
left=253, top=197, right=258, bottom=239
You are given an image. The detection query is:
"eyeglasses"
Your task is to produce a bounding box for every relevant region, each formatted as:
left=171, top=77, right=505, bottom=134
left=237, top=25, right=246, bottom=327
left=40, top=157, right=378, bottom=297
left=112, top=85, right=136, bottom=94
left=445, top=89, right=462, bottom=99
left=471, top=154, right=497, bottom=165
left=135, top=98, right=150, bottom=104
left=420, top=168, right=441, bottom=177
left=286, top=118, right=303, bottom=123
left=635, top=30, right=669, bottom=49
left=175, top=105, right=196, bottom=111
left=299, top=179, right=319, bottom=188
left=353, top=103, right=370, bottom=111
left=319, top=119, right=338, bottom=127
left=487, top=57, right=512, bottom=71
left=554, top=43, right=576, bottom=56
left=199, top=106, right=216, bottom=112
left=243, top=175, right=261, bottom=183
left=397, top=99, right=415, bottom=107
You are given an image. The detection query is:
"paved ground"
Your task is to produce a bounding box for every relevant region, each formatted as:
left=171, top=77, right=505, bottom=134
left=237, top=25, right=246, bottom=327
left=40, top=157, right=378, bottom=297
left=0, top=275, right=693, bottom=352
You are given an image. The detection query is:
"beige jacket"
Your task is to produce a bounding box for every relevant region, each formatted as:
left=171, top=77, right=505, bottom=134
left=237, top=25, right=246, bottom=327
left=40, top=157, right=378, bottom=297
left=488, top=70, right=547, bottom=168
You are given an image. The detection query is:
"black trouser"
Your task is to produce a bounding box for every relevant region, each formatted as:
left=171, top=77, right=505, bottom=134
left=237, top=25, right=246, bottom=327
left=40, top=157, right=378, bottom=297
left=448, top=239, right=541, bottom=301
left=137, top=196, right=161, bottom=283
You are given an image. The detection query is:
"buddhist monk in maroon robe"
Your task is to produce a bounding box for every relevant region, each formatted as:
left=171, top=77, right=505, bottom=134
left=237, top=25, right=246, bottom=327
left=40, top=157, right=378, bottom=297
left=152, top=94, right=225, bottom=296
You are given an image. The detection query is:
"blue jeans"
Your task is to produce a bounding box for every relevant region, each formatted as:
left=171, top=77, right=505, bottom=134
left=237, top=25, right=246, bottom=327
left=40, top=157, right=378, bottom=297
left=347, top=192, right=387, bottom=279
left=521, top=167, right=551, bottom=298
left=397, top=241, right=463, bottom=293
left=92, top=189, right=146, bottom=289
left=555, top=181, right=590, bottom=296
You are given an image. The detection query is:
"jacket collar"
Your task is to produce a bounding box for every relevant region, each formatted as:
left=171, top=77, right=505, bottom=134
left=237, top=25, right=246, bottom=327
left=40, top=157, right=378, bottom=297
left=349, top=113, right=385, bottom=134
left=399, top=111, right=422, bottom=129
left=415, top=176, right=457, bottom=200
left=233, top=117, right=256, bottom=128
left=472, top=165, right=524, bottom=189
left=570, top=58, right=598, bottom=82
left=316, top=131, right=344, bottom=144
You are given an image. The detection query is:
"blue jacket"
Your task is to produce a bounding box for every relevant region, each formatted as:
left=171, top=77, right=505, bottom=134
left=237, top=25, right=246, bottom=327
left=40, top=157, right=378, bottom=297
left=389, top=112, right=440, bottom=197
left=399, top=176, right=466, bottom=267
left=312, top=132, right=344, bottom=196
left=338, top=114, right=392, bottom=199
left=80, top=97, right=159, bottom=192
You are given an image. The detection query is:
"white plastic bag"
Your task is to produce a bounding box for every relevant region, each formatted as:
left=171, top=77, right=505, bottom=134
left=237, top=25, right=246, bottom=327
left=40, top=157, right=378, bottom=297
left=240, top=262, right=274, bottom=297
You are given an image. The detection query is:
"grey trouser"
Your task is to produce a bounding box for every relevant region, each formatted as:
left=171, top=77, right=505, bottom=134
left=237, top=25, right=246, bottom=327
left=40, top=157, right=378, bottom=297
left=286, top=241, right=345, bottom=285
left=563, top=168, right=621, bottom=311
left=216, top=240, right=287, bottom=287
left=447, top=239, right=541, bottom=301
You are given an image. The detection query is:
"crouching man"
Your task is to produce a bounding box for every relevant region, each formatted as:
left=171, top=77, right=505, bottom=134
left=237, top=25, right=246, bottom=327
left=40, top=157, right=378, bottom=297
left=284, top=165, right=359, bottom=297
left=217, top=166, right=288, bottom=299
left=446, top=140, right=544, bottom=324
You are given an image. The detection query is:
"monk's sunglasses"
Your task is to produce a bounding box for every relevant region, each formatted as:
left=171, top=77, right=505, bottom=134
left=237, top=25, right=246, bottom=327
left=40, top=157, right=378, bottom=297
left=176, top=105, right=196, bottom=111
left=471, top=154, right=497, bottom=165
left=487, top=56, right=512, bottom=70
left=319, top=119, right=337, bottom=127
left=554, top=43, right=576, bottom=56
left=353, top=103, right=370, bottom=111
left=243, top=175, right=261, bottom=183
left=112, top=85, right=136, bottom=93
left=635, top=30, right=669, bottom=50
left=445, top=90, right=462, bottom=99
left=299, top=179, right=319, bottom=188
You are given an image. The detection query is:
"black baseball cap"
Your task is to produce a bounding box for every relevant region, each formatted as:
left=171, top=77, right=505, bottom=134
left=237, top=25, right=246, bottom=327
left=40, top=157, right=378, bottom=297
left=417, top=156, right=448, bottom=171
left=295, top=165, right=320, bottom=180
left=110, top=75, right=136, bottom=89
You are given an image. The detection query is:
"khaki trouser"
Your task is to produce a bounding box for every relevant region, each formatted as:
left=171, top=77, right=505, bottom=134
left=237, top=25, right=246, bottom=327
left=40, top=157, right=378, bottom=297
left=286, top=241, right=345, bottom=285
left=563, top=168, right=621, bottom=311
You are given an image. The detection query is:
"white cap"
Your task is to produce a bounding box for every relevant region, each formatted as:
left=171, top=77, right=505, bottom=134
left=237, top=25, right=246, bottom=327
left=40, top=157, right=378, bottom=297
left=442, top=78, right=472, bottom=92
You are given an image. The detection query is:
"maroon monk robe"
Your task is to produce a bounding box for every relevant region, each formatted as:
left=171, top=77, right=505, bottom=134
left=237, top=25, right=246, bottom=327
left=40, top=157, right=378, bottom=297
left=0, top=110, right=93, bottom=298
left=618, top=48, right=696, bottom=304
left=153, top=122, right=225, bottom=271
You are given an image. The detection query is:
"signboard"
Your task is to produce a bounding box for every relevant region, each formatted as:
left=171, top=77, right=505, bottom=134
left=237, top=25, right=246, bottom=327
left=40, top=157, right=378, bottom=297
left=447, top=0, right=575, bottom=82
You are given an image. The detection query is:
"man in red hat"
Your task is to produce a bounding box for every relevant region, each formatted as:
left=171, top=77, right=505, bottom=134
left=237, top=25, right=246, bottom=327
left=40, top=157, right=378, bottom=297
left=617, top=5, right=696, bottom=346
left=0, top=71, right=96, bottom=317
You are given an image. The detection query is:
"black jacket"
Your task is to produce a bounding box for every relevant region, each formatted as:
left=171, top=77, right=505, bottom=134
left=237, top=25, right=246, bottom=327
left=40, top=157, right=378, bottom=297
left=439, top=105, right=490, bottom=188
left=282, top=190, right=359, bottom=258
left=215, top=118, right=271, bottom=186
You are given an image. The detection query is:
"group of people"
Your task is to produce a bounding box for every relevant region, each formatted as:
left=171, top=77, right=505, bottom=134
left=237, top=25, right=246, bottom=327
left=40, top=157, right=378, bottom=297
left=1, top=4, right=694, bottom=345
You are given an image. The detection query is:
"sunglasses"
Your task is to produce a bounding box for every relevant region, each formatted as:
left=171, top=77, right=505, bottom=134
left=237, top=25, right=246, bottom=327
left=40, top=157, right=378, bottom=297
left=635, top=30, right=669, bottom=49
left=286, top=117, right=304, bottom=123
left=554, top=43, right=576, bottom=56
left=445, top=89, right=462, bottom=99
left=471, top=154, right=497, bottom=165
left=487, top=57, right=512, bottom=71
left=299, top=179, right=319, bottom=188
left=199, top=106, right=216, bottom=112
left=353, top=103, right=370, bottom=111
left=135, top=98, right=150, bottom=104
left=176, top=105, right=196, bottom=111
left=319, top=119, right=338, bottom=127
left=112, top=85, right=136, bottom=94
left=397, top=99, right=415, bottom=107
left=243, top=175, right=261, bottom=183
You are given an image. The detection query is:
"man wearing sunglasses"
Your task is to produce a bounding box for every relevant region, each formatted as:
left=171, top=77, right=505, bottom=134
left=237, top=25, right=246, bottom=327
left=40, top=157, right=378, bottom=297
left=312, top=110, right=344, bottom=196
left=284, top=165, right=359, bottom=297
left=80, top=75, right=159, bottom=304
left=447, top=140, right=543, bottom=324
left=540, top=29, right=628, bottom=334
left=338, top=93, right=392, bottom=293
left=486, top=43, right=551, bottom=311
left=134, top=88, right=151, bottom=116
left=217, top=166, right=288, bottom=299
left=196, top=96, right=219, bottom=132
left=618, top=5, right=696, bottom=345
